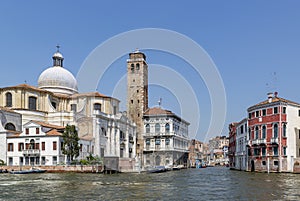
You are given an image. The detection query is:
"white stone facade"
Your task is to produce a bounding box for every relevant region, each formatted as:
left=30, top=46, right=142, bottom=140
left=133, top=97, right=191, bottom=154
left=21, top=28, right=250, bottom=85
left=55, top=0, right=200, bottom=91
left=142, top=107, right=189, bottom=167
left=235, top=118, right=248, bottom=171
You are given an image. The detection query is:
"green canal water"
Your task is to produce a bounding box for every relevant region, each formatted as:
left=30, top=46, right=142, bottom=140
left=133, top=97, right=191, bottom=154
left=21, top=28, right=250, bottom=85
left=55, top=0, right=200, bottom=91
left=0, top=167, right=299, bottom=200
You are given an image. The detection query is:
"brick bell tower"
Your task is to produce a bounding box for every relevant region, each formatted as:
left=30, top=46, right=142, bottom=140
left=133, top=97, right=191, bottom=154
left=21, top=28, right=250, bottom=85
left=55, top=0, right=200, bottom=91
left=127, top=49, right=148, bottom=156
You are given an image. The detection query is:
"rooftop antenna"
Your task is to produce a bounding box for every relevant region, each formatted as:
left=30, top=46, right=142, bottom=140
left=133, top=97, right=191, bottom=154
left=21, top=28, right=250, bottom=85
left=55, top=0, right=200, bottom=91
left=56, top=44, right=60, bottom=52
left=158, top=98, right=162, bottom=108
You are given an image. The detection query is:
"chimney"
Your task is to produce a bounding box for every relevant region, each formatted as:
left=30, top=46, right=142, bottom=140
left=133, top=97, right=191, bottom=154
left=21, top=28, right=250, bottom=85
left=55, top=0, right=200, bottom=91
left=267, top=92, right=273, bottom=103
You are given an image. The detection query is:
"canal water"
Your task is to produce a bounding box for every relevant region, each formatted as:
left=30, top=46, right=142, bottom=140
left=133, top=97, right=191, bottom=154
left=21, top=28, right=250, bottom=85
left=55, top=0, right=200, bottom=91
left=0, top=167, right=300, bottom=200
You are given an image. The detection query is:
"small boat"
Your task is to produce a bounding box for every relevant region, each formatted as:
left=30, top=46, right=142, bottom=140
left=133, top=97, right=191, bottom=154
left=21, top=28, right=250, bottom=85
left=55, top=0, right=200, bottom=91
left=0, top=169, right=9, bottom=173
left=10, top=168, right=46, bottom=174
left=147, top=166, right=167, bottom=173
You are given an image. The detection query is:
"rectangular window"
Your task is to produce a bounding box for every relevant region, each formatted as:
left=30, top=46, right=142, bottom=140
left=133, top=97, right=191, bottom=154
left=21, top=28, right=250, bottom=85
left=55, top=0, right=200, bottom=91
left=53, top=156, right=57, bottom=165
left=283, top=107, right=286, bottom=114
left=298, top=109, right=300, bottom=117
left=262, top=109, right=266, bottom=116
left=92, top=146, right=94, bottom=154
left=274, top=161, right=279, bottom=166
left=146, top=139, right=150, bottom=145
left=93, top=103, right=101, bottom=111
left=71, top=104, right=77, bottom=112
left=274, top=107, right=278, bottom=114
left=262, top=147, right=266, bottom=156
left=42, top=142, right=45, bottom=151
left=41, top=157, right=46, bottom=165
left=8, top=143, right=14, bottom=152
left=26, top=128, right=29, bottom=135
left=35, top=157, right=40, bottom=165
left=36, top=143, right=39, bottom=150
left=283, top=147, right=287, bottom=156
left=248, top=113, right=251, bottom=119
left=240, top=125, right=244, bottom=134
left=255, top=111, right=259, bottom=117
left=28, top=96, right=37, bottom=110
left=113, top=106, right=117, bottom=115
left=53, top=141, right=57, bottom=150
left=36, top=128, right=40, bottom=134
left=8, top=157, right=13, bottom=166
left=61, top=142, right=64, bottom=151
left=254, top=148, right=260, bottom=156
left=155, top=138, right=161, bottom=145
left=18, top=143, right=24, bottom=151
left=80, top=144, right=82, bottom=152
left=273, top=147, right=278, bottom=156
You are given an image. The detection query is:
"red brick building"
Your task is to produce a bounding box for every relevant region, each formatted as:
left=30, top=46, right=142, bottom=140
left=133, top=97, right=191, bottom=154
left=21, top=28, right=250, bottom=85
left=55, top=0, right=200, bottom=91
left=228, top=123, right=237, bottom=169
left=247, top=92, right=300, bottom=172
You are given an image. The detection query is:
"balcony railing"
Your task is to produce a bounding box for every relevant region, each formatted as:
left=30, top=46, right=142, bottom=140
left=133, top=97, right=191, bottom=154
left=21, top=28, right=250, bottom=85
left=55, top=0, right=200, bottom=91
left=271, top=138, right=278, bottom=144
left=252, top=139, right=260, bottom=145
left=259, top=139, right=267, bottom=144
left=23, top=149, right=40, bottom=156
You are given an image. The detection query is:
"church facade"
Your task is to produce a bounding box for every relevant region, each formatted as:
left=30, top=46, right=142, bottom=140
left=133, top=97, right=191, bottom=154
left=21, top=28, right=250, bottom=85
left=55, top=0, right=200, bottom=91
left=0, top=49, right=136, bottom=169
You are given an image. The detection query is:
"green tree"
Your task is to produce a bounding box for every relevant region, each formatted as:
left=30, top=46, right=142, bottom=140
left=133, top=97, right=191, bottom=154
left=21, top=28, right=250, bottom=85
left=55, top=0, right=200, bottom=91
left=62, top=125, right=80, bottom=164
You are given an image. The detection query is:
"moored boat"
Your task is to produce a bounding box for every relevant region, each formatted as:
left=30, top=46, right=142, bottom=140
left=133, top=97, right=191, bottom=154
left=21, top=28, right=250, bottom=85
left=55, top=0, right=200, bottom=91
left=10, top=168, right=46, bottom=174
left=147, top=166, right=167, bottom=173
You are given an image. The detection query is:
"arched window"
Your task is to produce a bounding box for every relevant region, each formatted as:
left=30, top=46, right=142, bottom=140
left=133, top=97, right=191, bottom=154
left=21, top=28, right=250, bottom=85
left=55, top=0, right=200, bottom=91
left=282, top=124, right=286, bottom=137
left=155, top=123, right=160, bottom=133
left=101, top=127, right=106, bottom=136
left=5, top=123, right=16, bottom=131
left=94, top=103, right=101, bottom=111
left=273, top=124, right=278, bottom=138
left=145, top=124, right=150, bottom=133
left=130, top=63, right=134, bottom=73
left=255, top=126, right=259, bottom=139
left=136, top=63, right=140, bottom=70
left=5, top=92, right=12, bottom=107
left=165, top=123, right=170, bottom=133
left=28, top=96, right=37, bottom=110
left=262, top=125, right=266, bottom=139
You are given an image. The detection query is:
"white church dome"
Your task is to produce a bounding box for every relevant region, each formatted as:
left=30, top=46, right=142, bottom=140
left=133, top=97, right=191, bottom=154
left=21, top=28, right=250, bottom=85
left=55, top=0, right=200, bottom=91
left=38, top=48, right=78, bottom=95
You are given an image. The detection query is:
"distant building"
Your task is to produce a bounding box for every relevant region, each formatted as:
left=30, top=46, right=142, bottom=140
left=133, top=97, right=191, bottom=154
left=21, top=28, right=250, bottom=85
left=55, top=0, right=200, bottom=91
left=142, top=107, right=189, bottom=167
left=188, top=139, right=208, bottom=167
left=247, top=92, right=300, bottom=172
left=208, top=136, right=229, bottom=166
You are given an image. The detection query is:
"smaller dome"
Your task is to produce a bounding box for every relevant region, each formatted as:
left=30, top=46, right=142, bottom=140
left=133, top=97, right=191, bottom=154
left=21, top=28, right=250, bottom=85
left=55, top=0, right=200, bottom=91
left=52, top=51, right=63, bottom=59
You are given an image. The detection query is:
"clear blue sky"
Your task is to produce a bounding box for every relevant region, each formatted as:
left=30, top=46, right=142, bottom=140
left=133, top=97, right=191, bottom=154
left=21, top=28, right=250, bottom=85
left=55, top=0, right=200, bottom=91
left=1, top=1, right=300, bottom=141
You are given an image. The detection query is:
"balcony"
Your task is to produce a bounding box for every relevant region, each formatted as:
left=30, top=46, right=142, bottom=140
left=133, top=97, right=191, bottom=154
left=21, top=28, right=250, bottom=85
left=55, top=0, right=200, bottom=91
left=23, top=149, right=40, bottom=156
left=271, top=138, right=278, bottom=144
left=259, top=139, right=267, bottom=144
left=252, top=139, right=260, bottom=145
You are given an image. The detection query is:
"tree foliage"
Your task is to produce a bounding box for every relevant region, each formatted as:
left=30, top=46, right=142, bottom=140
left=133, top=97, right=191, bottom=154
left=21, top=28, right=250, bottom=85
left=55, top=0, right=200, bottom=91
left=62, top=125, right=80, bottom=163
